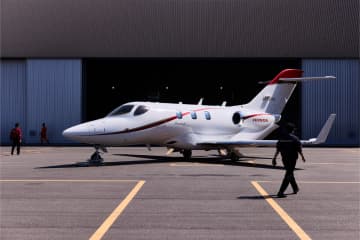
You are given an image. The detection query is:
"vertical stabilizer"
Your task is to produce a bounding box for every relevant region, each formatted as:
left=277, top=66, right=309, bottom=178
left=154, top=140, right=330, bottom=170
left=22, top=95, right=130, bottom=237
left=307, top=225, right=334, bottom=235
left=243, top=69, right=303, bottom=114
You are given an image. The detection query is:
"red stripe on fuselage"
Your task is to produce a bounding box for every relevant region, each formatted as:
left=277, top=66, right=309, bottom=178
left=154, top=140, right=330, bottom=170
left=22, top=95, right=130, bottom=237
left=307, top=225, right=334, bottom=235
left=95, top=107, right=219, bottom=136
left=242, top=113, right=271, bottom=120
left=95, top=116, right=177, bottom=135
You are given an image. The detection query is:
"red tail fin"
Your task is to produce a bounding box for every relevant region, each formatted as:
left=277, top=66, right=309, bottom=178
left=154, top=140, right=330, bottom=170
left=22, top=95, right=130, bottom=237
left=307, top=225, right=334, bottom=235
left=268, top=69, right=303, bottom=85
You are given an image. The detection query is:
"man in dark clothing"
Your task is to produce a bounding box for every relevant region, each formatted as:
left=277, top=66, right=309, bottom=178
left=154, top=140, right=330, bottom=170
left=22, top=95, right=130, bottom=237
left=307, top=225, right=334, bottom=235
left=10, top=123, right=22, bottom=155
left=272, top=123, right=306, bottom=198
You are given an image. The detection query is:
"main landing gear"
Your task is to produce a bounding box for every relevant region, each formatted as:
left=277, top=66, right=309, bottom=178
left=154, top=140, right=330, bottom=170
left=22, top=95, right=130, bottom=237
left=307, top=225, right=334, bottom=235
left=218, top=149, right=242, bottom=161
left=229, top=152, right=240, bottom=161
left=181, top=149, right=192, bottom=161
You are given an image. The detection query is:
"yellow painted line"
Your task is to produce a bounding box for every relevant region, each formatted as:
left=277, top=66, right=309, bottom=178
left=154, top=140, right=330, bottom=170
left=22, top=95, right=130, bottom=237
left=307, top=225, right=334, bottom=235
left=341, top=149, right=360, bottom=153
left=0, top=150, right=41, bottom=153
left=0, top=179, right=145, bottom=239
left=251, top=181, right=312, bottom=240
left=169, top=163, right=224, bottom=167
left=245, top=160, right=256, bottom=164
left=89, top=180, right=145, bottom=240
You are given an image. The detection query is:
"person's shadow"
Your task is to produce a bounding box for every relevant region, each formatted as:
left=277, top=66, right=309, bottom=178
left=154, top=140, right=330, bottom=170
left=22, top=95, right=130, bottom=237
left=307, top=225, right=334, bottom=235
left=237, top=192, right=298, bottom=199
left=237, top=195, right=276, bottom=200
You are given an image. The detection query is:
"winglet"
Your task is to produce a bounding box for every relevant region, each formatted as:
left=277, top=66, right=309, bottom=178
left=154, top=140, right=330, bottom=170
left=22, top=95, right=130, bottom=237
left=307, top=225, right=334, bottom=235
left=303, top=114, right=336, bottom=145
left=279, top=76, right=336, bottom=82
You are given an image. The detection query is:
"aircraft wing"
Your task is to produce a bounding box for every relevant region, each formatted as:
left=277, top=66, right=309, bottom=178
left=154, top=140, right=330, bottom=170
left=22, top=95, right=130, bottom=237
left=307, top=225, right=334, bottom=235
left=197, top=114, right=336, bottom=148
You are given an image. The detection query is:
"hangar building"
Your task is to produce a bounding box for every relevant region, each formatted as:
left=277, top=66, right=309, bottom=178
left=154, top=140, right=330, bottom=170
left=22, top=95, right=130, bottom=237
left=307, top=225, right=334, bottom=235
left=1, top=0, right=359, bottom=146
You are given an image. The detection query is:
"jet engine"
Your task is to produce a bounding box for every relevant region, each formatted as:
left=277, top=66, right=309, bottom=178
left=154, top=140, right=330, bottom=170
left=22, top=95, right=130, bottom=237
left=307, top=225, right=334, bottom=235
left=232, top=112, right=245, bottom=125
left=232, top=111, right=276, bottom=130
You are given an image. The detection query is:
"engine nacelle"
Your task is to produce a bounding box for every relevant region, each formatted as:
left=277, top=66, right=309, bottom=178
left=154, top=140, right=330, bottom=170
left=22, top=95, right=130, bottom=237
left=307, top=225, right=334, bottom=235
left=232, top=111, right=275, bottom=130
left=232, top=112, right=245, bottom=125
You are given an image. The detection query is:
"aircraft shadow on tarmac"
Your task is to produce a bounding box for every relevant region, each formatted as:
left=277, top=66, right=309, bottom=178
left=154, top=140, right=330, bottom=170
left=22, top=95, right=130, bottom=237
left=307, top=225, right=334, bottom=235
left=36, top=153, right=303, bottom=170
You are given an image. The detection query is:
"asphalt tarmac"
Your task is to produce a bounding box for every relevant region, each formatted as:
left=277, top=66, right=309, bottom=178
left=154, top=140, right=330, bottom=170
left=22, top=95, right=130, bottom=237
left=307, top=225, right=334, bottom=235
left=0, top=146, right=359, bottom=240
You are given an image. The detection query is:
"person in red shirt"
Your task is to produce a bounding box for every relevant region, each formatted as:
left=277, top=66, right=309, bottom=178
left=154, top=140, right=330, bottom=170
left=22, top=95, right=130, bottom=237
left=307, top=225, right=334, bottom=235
left=10, top=123, right=22, bottom=155
left=40, top=122, right=49, bottom=144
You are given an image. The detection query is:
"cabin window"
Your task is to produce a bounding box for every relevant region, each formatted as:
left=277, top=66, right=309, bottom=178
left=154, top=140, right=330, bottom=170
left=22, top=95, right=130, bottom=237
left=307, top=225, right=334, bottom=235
left=176, top=111, right=183, bottom=119
left=191, top=112, right=197, bottom=119
left=204, top=111, right=211, bottom=120
left=108, top=105, right=134, bottom=116
left=134, top=105, right=149, bottom=116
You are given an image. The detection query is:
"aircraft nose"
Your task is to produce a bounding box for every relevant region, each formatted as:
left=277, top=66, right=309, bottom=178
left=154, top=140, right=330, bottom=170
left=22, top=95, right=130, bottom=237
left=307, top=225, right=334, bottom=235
left=62, top=124, right=89, bottom=139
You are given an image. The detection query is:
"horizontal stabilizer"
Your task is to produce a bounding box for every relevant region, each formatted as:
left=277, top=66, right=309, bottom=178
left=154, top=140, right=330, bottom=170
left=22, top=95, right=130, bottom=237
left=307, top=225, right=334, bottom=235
left=279, top=76, right=336, bottom=82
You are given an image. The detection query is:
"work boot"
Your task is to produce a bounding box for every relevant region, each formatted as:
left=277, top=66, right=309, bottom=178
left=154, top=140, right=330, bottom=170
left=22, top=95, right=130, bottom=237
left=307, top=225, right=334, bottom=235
left=277, top=193, right=286, bottom=198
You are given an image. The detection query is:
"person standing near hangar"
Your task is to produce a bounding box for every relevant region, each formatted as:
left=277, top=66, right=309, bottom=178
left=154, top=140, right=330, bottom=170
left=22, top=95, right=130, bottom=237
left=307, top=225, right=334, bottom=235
left=9, top=123, right=22, bottom=155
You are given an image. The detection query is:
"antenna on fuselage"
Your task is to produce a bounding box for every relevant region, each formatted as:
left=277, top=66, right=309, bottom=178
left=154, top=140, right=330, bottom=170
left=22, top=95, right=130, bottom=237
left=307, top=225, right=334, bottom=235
left=221, top=101, right=227, bottom=106
left=198, top=98, right=204, bottom=105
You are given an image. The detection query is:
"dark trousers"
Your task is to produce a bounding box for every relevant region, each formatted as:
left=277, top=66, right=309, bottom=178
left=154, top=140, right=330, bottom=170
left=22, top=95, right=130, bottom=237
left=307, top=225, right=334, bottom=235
left=278, top=167, right=298, bottom=194
left=11, top=140, right=21, bottom=155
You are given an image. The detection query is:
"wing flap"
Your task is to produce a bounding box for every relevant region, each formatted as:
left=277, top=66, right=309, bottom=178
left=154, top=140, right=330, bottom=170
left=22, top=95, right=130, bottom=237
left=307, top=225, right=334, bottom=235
left=197, top=139, right=278, bottom=147
left=197, top=114, right=336, bottom=148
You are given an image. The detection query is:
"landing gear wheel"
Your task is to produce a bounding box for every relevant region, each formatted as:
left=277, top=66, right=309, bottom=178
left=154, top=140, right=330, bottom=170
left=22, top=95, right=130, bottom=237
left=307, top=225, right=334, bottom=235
left=88, top=146, right=104, bottom=165
left=229, top=152, right=239, bottom=161
left=182, top=149, right=192, bottom=161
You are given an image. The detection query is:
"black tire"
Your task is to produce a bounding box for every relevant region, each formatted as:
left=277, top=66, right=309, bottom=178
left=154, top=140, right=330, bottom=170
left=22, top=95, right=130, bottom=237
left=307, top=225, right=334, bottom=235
left=182, top=149, right=192, bottom=160
left=91, top=152, right=103, bottom=161
left=229, top=152, right=239, bottom=161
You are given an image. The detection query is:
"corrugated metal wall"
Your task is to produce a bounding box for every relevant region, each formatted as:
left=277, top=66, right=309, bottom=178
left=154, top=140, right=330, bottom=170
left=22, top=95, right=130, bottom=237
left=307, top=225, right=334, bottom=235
left=302, top=59, right=360, bottom=146
left=0, top=60, right=27, bottom=144
left=2, top=0, right=358, bottom=58
left=0, top=59, right=82, bottom=145
left=26, top=60, right=82, bottom=144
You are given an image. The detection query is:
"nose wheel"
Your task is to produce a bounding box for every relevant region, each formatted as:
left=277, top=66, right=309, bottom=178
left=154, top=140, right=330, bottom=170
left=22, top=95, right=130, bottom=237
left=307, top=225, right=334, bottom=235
left=88, top=145, right=104, bottom=165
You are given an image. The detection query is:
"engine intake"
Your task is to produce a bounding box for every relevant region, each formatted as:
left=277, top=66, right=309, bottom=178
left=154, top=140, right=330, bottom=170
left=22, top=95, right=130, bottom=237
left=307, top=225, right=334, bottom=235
left=232, top=112, right=244, bottom=125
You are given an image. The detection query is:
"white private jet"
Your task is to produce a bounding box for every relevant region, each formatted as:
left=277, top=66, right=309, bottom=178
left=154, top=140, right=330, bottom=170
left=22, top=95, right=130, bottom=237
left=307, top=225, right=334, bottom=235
left=63, top=69, right=336, bottom=164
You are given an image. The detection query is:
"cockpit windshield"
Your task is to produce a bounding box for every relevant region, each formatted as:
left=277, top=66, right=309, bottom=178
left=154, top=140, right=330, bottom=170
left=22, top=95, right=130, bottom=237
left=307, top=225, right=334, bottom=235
left=107, top=105, right=134, bottom=116
left=134, top=105, right=149, bottom=116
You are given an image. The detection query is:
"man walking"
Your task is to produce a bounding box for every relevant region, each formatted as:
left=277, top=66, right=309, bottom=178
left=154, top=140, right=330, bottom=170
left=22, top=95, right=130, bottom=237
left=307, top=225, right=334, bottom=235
left=10, top=123, right=22, bottom=155
left=272, top=123, right=306, bottom=198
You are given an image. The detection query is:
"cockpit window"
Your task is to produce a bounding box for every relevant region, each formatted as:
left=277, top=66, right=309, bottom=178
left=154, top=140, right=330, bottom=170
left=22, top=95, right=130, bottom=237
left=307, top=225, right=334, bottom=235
left=108, top=105, right=134, bottom=116
left=134, top=105, right=149, bottom=116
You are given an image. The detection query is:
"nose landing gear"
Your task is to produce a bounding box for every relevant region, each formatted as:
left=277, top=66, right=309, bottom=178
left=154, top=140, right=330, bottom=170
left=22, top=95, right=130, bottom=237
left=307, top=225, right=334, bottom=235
left=87, top=145, right=107, bottom=165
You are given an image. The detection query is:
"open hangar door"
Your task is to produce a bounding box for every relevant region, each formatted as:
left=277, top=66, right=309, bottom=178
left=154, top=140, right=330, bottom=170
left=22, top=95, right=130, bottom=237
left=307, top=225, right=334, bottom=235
left=83, top=59, right=301, bottom=136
